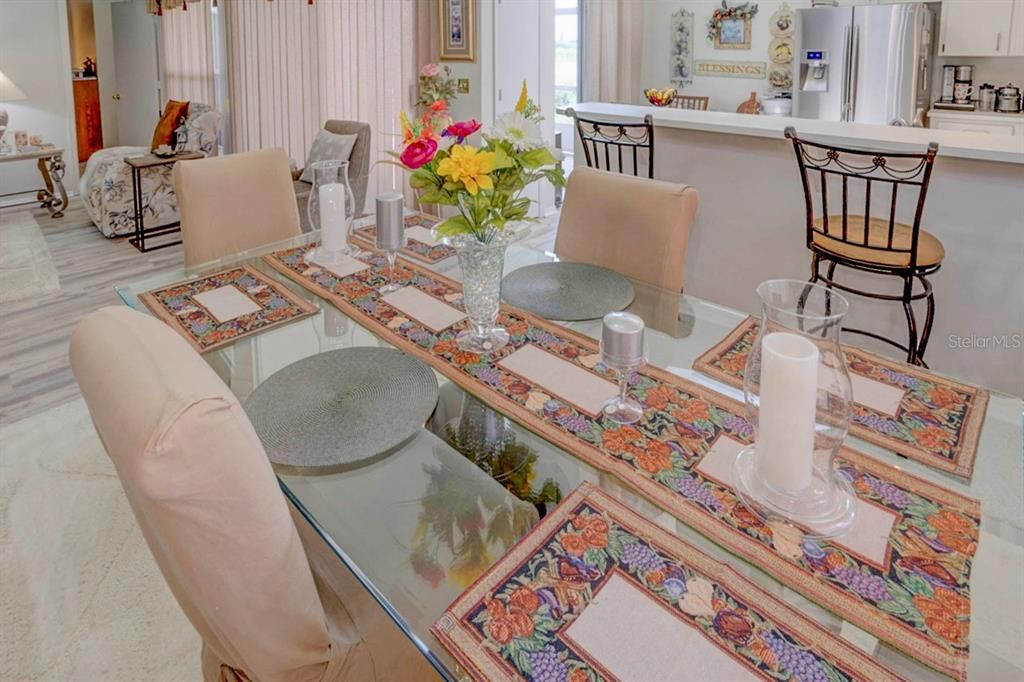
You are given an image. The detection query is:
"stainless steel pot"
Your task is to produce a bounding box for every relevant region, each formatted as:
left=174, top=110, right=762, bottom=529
left=996, top=85, right=1022, bottom=113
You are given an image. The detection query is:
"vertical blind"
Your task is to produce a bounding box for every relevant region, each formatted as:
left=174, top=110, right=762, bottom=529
left=221, top=0, right=438, bottom=210
left=161, top=0, right=217, bottom=105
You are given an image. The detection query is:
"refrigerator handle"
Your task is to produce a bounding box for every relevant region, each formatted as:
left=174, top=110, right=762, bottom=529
left=842, top=25, right=852, bottom=122
left=849, top=24, right=861, bottom=122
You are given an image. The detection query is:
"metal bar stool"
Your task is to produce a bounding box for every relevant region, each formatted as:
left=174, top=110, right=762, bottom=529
left=785, top=127, right=942, bottom=366
left=567, top=108, right=655, bottom=178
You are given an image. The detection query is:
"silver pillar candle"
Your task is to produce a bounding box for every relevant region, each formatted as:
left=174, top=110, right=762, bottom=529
left=601, top=312, right=646, bottom=368
left=375, top=192, right=405, bottom=251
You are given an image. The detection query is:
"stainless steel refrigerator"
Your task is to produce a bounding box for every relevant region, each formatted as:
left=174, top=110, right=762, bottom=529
left=793, top=3, right=934, bottom=126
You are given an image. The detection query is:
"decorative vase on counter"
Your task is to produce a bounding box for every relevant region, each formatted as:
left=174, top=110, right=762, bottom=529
left=733, top=279, right=856, bottom=539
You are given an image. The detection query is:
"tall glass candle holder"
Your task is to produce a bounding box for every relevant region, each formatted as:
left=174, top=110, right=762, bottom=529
left=733, top=279, right=857, bottom=539
left=375, top=192, right=405, bottom=294
left=600, top=312, right=647, bottom=424
left=307, top=160, right=356, bottom=265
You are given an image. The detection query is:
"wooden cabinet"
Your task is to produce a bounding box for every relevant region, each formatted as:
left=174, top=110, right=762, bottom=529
left=939, top=0, right=1014, bottom=56
left=72, top=78, right=103, bottom=163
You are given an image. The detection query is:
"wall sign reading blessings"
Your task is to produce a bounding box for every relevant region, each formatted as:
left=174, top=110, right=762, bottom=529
left=695, top=60, right=767, bottom=79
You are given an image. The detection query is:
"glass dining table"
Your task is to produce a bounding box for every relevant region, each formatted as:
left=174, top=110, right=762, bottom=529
left=115, top=225, right=1023, bottom=682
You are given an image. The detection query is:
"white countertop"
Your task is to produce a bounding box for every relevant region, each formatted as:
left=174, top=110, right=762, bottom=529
left=571, top=102, right=1024, bottom=165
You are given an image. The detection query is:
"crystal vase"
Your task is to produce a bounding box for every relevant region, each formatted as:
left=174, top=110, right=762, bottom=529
left=447, top=228, right=519, bottom=353
left=733, top=279, right=857, bottom=538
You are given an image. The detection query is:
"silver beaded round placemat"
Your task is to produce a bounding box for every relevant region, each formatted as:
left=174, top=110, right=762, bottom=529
left=244, top=347, right=438, bottom=472
left=501, top=262, right=635, bottom=321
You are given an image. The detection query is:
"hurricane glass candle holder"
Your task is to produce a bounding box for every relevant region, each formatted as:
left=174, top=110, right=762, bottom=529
left=375, top=192, right=405, bottom=293
left=733, top=279, right=857, bottom=538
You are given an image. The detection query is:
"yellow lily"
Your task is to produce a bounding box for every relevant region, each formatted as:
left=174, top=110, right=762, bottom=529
left=436, top=144, right=496, bottom=195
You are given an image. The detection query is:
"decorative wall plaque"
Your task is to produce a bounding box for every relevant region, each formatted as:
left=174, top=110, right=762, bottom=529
left=694, top=60, right=767, bottom=79
left=670, top=9, right=695, bottom=87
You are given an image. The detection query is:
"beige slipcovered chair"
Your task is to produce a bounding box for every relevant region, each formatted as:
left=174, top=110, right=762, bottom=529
left=175, top=147, right=302, bottom=268
left=554, top=167, right=699, bottom=292
left=69, top=306, right=435, bottom=681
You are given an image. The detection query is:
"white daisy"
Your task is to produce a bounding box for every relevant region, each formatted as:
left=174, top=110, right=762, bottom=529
left=490, top=111, right=544, bottom=152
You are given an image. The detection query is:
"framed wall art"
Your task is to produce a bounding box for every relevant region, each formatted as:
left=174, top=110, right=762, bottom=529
left=440, top=0, right=476, bottom=61
left=670, top=9, right=695, bottom=87
left=707, top=2, right=759, bottom=50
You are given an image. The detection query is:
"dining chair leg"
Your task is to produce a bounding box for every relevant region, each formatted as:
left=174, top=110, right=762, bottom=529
left=901, top=277, right=920, bottom=365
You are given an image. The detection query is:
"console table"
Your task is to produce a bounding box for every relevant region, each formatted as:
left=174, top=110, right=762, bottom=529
left=124, top=151, right=203, bottom=252
left=0, top=147, right=69, bottom=218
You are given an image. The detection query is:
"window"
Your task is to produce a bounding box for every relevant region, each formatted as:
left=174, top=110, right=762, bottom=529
left=554, top=0, right=581, bottom=168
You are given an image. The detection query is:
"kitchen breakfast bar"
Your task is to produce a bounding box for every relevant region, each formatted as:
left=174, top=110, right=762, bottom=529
left=570, top=102, right=1024, bottom=396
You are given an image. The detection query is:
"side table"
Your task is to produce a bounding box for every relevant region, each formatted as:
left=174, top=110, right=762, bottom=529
left=0, top=147, right=69, bottom=218
left=124, top=151, right=204, bottom=253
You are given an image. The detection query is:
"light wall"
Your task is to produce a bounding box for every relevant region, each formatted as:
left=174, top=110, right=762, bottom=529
left=641, top=0, right=815, bottom=111
left=67, top=0, right=97, bottom=69
left=0, top=0, right=79, bottom=200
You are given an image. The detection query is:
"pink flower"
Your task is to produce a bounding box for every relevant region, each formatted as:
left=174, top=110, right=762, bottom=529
left=429, top=100, right=449, bottom=113
left=444, top=119, right=482, bottom=142
left=421, top=63, right=440, bottom=78
left=400, top=138, right=438, bottom=169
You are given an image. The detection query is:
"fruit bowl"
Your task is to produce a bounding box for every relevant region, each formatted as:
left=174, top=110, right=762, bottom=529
left=644, top=87, right=677, bottom=107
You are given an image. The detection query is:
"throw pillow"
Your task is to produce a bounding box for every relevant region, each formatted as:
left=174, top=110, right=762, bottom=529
left=299, top=129, right=358, bottom=184
left=183, top=110, right=223, bottom=156
left=151, top=100, right=190, bottom=151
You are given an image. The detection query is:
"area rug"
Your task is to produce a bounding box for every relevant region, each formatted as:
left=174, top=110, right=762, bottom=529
left=0, top=398, right=199, bottom=680
left=0, top=211, right=61, bottom=304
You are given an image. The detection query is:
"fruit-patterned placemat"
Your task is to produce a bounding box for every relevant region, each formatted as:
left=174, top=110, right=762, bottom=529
left=692, top=316, right=989, bottom=480
left=351, top=212, right=454, bottom=264
left=433, top=483, right=905, bottom=682
left=139, top=265, right=317, bottom=353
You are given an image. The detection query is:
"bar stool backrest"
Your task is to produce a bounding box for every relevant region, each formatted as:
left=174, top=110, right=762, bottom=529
left=670, top=95, right=709, bottom=111
left=568, top=108, right=655, bottom=179
left=784, top=126, right=938, bottom=271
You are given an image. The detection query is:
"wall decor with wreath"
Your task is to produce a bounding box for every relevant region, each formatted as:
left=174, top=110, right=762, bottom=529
left=707, top=1, right=760, bottom=50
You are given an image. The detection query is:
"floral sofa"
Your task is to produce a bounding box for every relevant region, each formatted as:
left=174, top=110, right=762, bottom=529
left=79, top=103, right=222, bottom=238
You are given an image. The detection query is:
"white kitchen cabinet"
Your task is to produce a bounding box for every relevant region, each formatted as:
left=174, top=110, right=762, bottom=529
left=928, top=109, right=1024, bottom=136
left=1011, top=0, right=1024, bottom=55
left=940, top=0, right=1014, bottom=56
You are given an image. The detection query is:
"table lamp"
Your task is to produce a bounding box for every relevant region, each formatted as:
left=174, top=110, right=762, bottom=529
left=0, top=70, right=28, bottom=154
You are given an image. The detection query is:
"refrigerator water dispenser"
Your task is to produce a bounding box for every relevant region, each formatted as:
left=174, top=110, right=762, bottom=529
left=800, top=50, right=830, bottom=92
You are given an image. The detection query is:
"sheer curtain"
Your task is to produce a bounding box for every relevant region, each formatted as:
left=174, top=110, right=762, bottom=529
left=582, top=0, right=644, bottom=104
left=222, top=0, right=436, bottom=210
left=161, top=0, right=216, bottom=105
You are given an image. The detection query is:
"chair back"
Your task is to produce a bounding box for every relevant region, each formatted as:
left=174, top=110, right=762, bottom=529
left=567, top=108, right=655, bottom=178
left=555, top=167, right=698, bottom=292
left=70, top=306, right=333, bottom=681
left=322, top=120, right=372, bottom=216
left=670, top=95, right=709, bottom=111
left=785, top=127, right=938, bottom=271
left=175, top=147, right=301, bottom=268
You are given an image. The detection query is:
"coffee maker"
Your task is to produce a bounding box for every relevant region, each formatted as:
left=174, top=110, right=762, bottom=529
left=936, top=64, right=976, bottom=110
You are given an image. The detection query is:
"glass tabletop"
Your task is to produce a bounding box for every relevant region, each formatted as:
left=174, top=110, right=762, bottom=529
left=116, top=226, right=1023, bottom=681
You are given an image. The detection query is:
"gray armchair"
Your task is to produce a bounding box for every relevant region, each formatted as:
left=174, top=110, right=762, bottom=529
left=294, top=120, right=372, bottom=231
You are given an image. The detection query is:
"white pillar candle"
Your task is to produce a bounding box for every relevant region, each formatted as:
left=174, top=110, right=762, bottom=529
left=319, top=182, right=347, bottom=253
left=757, top=331, right=819, bottom=492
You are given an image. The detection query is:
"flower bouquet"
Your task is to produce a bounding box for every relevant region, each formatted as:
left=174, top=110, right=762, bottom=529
left=417, top=62, right=458, bottom=110
left=393, top=81, right=566, bottom=353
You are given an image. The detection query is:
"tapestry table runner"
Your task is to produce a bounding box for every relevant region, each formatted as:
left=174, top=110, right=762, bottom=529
left=263, top=245, right=979, bottom=679
left=351, top=212, right=455, bottom=264
left=692, top=317, right=989, bottom=480
left=433, top=483, right=906, bottom=682
left=140, top=265, right=318, bottom=353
